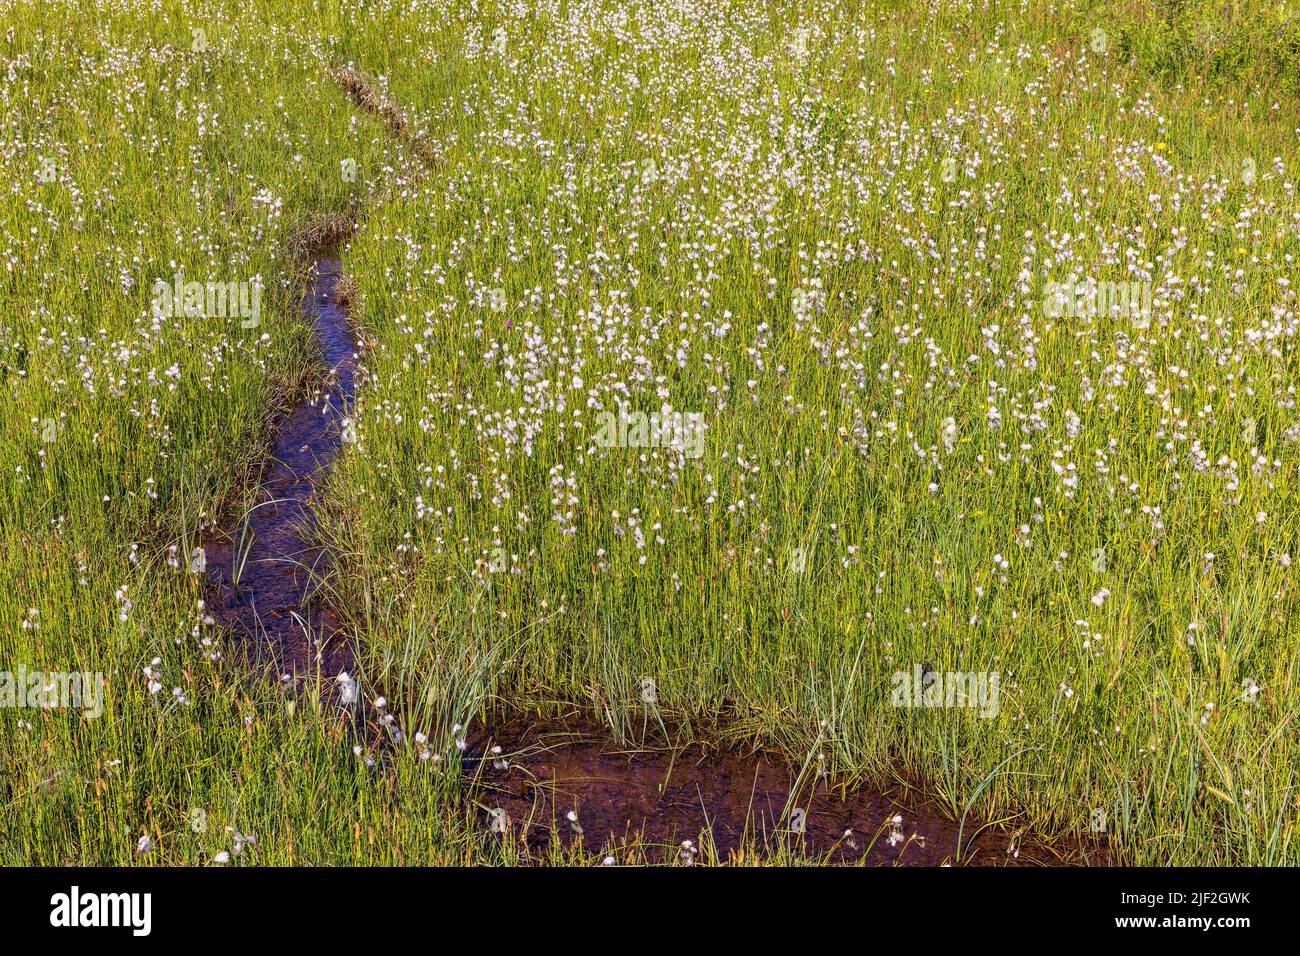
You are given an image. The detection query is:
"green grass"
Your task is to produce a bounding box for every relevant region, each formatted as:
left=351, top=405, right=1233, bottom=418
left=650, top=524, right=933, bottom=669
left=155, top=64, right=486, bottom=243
left=3, top=0, right=1299, bottom=865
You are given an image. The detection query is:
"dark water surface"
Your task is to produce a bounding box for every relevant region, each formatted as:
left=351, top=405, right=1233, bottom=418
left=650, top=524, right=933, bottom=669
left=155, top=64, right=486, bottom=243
left=203, top=259, right=354, bottom=676
left=469, top=719, right=1110, bottom=865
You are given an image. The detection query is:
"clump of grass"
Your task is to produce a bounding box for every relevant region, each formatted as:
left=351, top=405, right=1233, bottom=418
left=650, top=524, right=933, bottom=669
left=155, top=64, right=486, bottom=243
left=324, top=63, right=439, bottom=167
left=334, top=272, right=360, bottom=311
left=287, top=212, right=358, bottom=272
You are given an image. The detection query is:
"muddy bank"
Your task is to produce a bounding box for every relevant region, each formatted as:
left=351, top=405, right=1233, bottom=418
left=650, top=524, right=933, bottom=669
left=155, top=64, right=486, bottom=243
left=203, top=259, right=355, bottom=676
left=467, top=718, right=1109, bottom=865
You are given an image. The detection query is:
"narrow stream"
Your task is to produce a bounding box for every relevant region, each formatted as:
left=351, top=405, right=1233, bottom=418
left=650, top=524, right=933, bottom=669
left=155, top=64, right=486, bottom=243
left=204, top=258, right=355, bottom=676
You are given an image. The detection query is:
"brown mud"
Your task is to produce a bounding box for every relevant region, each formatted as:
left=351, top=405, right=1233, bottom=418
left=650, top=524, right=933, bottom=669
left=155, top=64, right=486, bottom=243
left=467, top=718, right=1110, bottom=866
left=203, top=259, right=355, bottom=676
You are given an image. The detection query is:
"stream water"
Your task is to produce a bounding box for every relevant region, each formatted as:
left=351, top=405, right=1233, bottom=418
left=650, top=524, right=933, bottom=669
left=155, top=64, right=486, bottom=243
left=203, top=258, right=355, bottom=677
